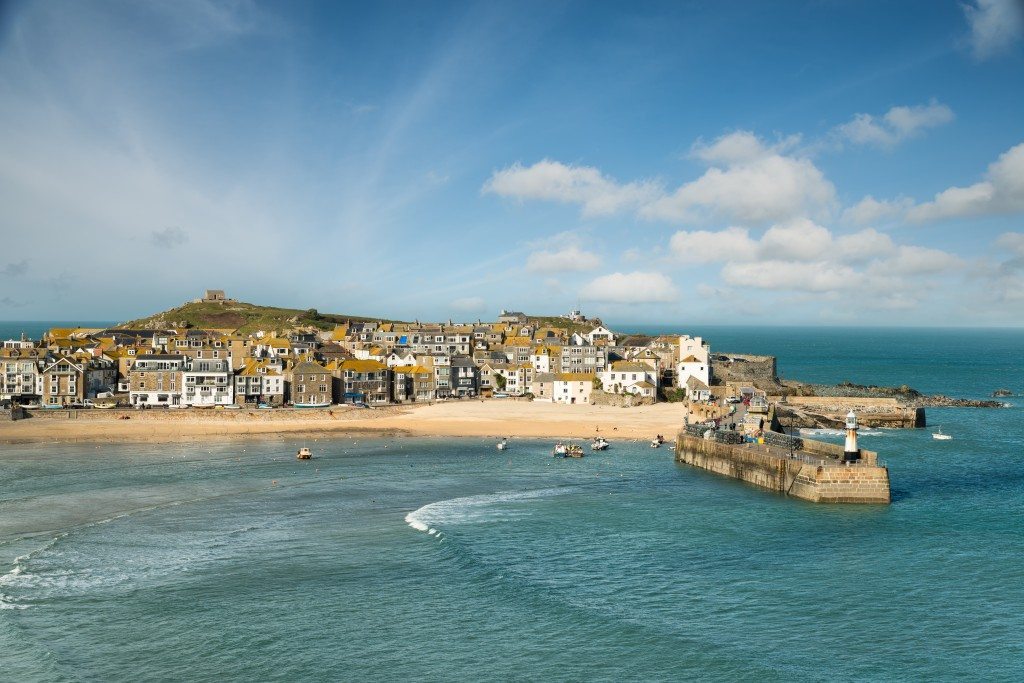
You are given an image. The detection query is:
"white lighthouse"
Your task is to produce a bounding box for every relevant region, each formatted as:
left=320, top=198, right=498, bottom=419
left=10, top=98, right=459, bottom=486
left=843, top=410, right=861, bottom=462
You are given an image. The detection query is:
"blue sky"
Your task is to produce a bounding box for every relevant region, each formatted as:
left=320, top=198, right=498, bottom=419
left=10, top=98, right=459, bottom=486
left=1, top=0, right=1022, bottom=326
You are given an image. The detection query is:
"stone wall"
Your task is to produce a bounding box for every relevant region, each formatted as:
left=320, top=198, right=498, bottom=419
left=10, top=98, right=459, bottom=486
left=675, top=432, right=890, bottom=504
left=590, top=390, right=655, bottom=407
left=712, top=353, right=779, bottom=389
left=0, top=407, right=25, bottom=421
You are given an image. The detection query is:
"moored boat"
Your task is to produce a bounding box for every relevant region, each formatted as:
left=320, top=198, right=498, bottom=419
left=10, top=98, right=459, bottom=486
left=552, top=442, right=567, bottom=457
left=497, top=438, right=508, bottom=451
left=591, top=437, right=610, bottom=451
left=297, top=447, right=312, bottom=459
left=932, top=427, right=953, bottom=441
left=565, top=444, right=585, bottom=458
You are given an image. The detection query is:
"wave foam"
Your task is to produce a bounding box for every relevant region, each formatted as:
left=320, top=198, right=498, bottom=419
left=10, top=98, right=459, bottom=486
left=405, top=487, right=569, bottom=539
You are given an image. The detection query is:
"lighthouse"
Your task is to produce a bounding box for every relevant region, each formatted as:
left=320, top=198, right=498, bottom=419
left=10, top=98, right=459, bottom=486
left=843, top=410, right=861, bottom=462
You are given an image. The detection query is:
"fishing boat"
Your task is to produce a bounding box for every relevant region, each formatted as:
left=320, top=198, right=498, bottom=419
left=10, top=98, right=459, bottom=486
left=293, top=402, right=331, bottom=409
left=591, top=437, right=610, bottom=451
left=932, top=427, right=953, bottom=441
left=496, top=438, right=508, bottom=451
left=650, top=439, right=661, bottom=448
left=552, top=443, right=568, bottom=457
left=296, top=447, right=312, bottom=459
left=565, top=444, right=584, bottom=458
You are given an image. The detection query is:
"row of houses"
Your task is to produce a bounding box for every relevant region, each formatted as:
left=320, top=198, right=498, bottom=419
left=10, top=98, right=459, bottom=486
left=2, top=307, right=714, bottom=407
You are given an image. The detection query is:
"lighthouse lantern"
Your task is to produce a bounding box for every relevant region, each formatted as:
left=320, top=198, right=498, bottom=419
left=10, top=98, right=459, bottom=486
left=843, top=410, right=861, bottom=462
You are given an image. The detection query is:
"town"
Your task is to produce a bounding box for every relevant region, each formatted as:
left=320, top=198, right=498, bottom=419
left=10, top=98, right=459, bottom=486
left=2, top=290, right=726, bottom=413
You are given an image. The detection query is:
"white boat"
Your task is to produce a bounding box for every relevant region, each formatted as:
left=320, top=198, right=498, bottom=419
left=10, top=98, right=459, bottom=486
left=650, top=439, right=661, bottom=448
left=591, top=437, right=610, bottom=451
left=496, top=438, right=508, bottom=451
left=297, top=447, right=312, bottom=459
left=552, top=443, right=567, bottom=457
left=932, top=427, right=953, bottom=441
left=294, top=402, right=331, bottom=409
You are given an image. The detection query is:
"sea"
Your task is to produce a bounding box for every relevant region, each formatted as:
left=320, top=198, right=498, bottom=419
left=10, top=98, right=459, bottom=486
left=1, top=323, right=1022, bottom=681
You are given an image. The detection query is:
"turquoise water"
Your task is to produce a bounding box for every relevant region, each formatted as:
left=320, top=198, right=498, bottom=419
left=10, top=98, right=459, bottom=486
left=2, top=327, right=1023, bottom=681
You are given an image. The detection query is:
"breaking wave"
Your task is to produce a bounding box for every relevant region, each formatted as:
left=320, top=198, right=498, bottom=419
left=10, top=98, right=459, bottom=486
left=405, top=487, right=571, bottom=541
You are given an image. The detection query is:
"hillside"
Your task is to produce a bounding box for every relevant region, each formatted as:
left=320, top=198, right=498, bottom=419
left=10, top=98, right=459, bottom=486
left=117, top=300, right=390, bottom=334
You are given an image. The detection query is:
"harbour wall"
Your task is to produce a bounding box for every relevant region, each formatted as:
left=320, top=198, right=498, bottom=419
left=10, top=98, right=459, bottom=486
left=674, top=432, right=890, bottom=504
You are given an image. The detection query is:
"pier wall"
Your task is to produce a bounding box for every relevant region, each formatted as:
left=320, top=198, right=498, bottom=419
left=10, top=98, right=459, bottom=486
left=675, top=432, right=890, bottom=504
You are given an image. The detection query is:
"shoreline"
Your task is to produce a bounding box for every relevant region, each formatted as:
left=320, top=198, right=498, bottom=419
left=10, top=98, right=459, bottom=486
left=0, top=401, right=690, bottom=446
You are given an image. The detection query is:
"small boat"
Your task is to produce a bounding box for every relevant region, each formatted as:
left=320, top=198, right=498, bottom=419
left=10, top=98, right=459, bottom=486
left=496, top=438, right=508, bottom=451
left=297, top=447, right=312, bottom=459
left=294, top=402, right=331, bottom=409
left=565, top=444, right=584, bottom=458
left=591, top=437, right=610, bottom=451
left=650, top=439, right=661, bottom=448
left=93, top=402, right=117, bottom=409
left=552, top=443, right=568, bottom=457
left=932, top=427, right=953, bottom=441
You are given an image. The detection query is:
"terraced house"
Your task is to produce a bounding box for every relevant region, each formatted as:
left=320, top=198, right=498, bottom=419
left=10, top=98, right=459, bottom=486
left=183, top=358, right=233, bottom=407
left=1, top=347, right=43, bottom=402
left=339, top=359, right=390, bottom=405
left=234, top=359, right=285, bottom=406
left=129, top=354, right=187, bottom=407
left=41, top=354, right=115, bottom=406
left=291, top=359, right=332, bottom=407
left=391, top=365, right=434, bottom=403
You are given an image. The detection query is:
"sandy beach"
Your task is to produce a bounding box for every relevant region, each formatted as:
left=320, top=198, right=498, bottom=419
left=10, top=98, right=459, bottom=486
left=0, top=400, right=690, bottom=445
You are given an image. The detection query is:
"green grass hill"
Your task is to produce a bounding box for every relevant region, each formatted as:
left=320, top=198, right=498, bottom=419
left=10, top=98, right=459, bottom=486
left=117, top=300, right=389, bottom=334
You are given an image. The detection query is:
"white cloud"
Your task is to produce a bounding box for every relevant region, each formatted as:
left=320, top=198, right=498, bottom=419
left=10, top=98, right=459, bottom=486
left=667, top=220, right=962, bottom=304
left=963, top=0, right=1024, bottom=60
left=645, top=132, right=836, bottom=224
left=690, top=131, right=800, bottom=165
left=834, top=101, right=954, bottom=148
left=669, top=227, right=757, bottom=263
left=450, top=296, right=487, bottom=313
left=483, top=159, right=660, bottom=217
left=907, top=142, right=1024, bottom=221
left=759, top=219, right=834, bottom=261
left=485, top=132, right=835, bottom=226
left=721, top=260, right=867, bottom=293
left=581, top=271, right=678, bottom=303
left=874, top=246, right=963, bottom=275
left=841, top=195, right=914, bottom=225
left=525, top=245, right=602, bottom=273
left=997, top=231, right=1024, bottom=256
left=834, top=228, right=895, bottom=262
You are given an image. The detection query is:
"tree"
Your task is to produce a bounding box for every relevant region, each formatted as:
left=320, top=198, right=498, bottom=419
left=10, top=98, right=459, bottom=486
left=494, top=374, right=507, bottom=390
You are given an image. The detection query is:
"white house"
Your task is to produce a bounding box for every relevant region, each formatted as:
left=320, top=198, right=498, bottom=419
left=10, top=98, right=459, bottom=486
left=685, top=376, right=711, bottom=402
left=183, top=358, right=234, bottom=406
left=599, top=361, right=659, bottom=399
left=386, top=350, right=417, bottom=367
left=586, top=325, right=615, bottom=345
left=553, top=372, right=595, bottom=404
left=677, top=335, right=711, bottom=388
left=530, top=345, right=558, bottom=374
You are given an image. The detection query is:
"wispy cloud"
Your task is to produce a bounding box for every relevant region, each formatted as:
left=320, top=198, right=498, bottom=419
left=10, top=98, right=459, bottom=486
left=1, top=260, right=29, bottom=277
left=832, top=101, right=954, bottom=149
left=151, top=226, right=189, bottom=248
left=963, top=0, right=1024, bottom=60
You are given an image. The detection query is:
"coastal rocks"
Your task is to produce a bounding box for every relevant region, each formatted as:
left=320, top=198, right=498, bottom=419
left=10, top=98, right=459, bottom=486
left=774, top=405, right=924, bottom=429
left=916, top=395, right=1007, bottom=408
left=794, top=382, right=1005, bottom=408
